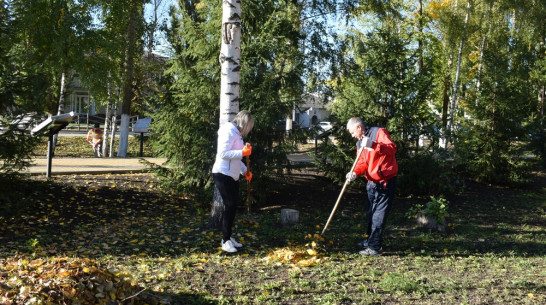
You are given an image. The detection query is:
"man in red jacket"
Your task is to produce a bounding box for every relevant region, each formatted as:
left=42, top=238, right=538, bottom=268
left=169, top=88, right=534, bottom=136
left=345, top=117, right=398, bottom=256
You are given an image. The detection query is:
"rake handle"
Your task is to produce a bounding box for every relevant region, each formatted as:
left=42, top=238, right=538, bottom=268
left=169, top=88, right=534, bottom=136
left=246, top=155, right=251, bottom=212
left=321, top=145, right=365, bottom=235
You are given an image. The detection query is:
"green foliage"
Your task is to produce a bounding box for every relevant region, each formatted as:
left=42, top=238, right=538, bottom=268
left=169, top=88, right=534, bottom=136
left=451, top=10, right=537, bottom=186
left=8, top=0, right=97, bottom=113
left=25, top=238, right=39, bottom=253
left=408, top=195, right=449, bottom=223
left=453, top=121, right=533, bottom=186
left=151, top=0, right=309, bottom=200
left=324, top=0, right=544, bottom=192
left=0, top=121, right=40, bottom=215
left=320, top=9, right=446, bottom=197
left=311, top=124, right=357, bottom=185
left=397, top=151, right=462, bottom=197
left=313, top=135, right=463, bottom=197
left=149, top=0, right=221, bottom=198
left=330, top=10, right=435, bottom=161
left=0, top=124, right=39, bottom=176
left=528, top=48, right=546, bottom=167
left=378, top=272, right=423, bottom=294
left=331, top=23, right=416, bottom=128
left=0, top=1, right=51, bottom=113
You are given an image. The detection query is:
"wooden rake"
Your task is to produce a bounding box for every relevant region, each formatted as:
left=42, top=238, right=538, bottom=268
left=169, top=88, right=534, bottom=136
left=321, top=145, right=365, bottom=235
left=246, top=155, right=251, bottom=212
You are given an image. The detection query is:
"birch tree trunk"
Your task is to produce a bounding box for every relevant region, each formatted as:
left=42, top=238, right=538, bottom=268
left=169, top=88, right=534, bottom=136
left=476, top=35, right=486, bottom=95
left=109, top=110, right=117, bottom=157
left=117, top=4, right=138, bottom=158
left=57, top=71, right=67, bottom=116
left=209, top=0, right=243, bottom=229
left=102, top=100, right=111, bottom=158
left=446, top=0, right=470, bottom=142
left=218, top=0, right=242, bottom=125
left=537, top=26, right=545, bottom=166
left=117, top=114, right=130, bottom=157
left=417, top=0, right=423, bottom=74
left=52, top=70, right=68, bottom=154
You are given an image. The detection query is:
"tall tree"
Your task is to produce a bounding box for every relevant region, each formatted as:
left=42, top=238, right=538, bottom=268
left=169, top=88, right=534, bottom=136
left=219, top=0, right=242, bottom=125
left=0, top=0, right=42, bottom=179
left=330, top=1, right=433, bottom=154
left=118, top=0, right=145, bottom=157
left=452, top=0, right=544, bottom=184
left=9, top=0, right=95, bottom=114
left=151, top=0, right=335, bottom=201
left=445, top=0, right=470, bottom=142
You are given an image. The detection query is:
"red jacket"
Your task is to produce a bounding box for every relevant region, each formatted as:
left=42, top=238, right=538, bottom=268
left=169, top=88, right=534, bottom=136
left=353, top=127, right=398, bottom=184
left=87, top=128, right=104, bottom=148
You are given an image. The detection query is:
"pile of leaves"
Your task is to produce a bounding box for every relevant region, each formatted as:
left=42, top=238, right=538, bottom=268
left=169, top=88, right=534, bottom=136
left=0, top=256, right=159, bottom=304
left=263, top=234, right=327, bottom=268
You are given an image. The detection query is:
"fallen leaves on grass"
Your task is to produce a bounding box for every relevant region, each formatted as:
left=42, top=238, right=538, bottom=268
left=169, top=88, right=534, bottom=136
left=263, top=234, right=325, bottom=268
left=0, top=256, right=156, bottom=304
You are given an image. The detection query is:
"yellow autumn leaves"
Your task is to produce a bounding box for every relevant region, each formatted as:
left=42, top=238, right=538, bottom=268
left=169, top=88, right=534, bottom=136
left=263, top=234, right=326, bottom=268
left=0, top=256, right=150, bottom=304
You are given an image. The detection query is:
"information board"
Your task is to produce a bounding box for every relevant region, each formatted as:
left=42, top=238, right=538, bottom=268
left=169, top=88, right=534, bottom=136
left=132, top=117, right=152, bottom=133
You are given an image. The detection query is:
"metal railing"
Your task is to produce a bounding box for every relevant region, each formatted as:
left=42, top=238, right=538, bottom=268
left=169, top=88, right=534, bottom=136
left=67, top=113, right=139, bottom=131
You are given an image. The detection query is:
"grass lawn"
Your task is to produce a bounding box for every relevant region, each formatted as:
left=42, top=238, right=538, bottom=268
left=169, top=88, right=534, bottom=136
left=32, top=134, right=156, bottom=158
left=1, top=167, right=545, bottom=304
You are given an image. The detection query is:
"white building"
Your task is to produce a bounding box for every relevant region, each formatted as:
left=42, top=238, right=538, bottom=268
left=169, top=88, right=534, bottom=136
left=65, top=52, right=168, bottom=116
left=293, top=92, right=331, bottom=128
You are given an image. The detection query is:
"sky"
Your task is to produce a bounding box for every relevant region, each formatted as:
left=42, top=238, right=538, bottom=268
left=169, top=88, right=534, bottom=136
left=144, top=0, right=178, bottom=56
left=143, top=0, right=349, bottom=57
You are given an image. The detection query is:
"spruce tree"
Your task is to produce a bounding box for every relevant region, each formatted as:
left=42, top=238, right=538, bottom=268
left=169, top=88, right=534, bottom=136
left=150, top=0, right=314, bottom=205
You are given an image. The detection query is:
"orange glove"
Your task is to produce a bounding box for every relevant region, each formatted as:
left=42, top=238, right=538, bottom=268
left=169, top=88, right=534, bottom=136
left=245, top=171, right=252, bottom=182
left=242, top=143, right=252, bottom=157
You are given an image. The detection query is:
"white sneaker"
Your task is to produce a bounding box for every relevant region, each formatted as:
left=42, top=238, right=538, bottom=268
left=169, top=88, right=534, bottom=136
left=221, top=239, right=237, bottom=253
left=229, top=237, right=243, bottom=248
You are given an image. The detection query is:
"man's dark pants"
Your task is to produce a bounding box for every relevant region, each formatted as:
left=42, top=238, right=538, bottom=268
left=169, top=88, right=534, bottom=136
left=365, top=176, right=396, bottom=251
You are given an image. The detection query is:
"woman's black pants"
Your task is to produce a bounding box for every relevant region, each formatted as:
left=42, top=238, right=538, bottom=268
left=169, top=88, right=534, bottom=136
left=213, top=173, right=239, bottom=242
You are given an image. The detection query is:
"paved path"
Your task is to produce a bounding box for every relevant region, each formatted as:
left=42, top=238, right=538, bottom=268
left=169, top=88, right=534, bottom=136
left=22, top=157, right=168, bottom=176
left=21, top=154, right=312, bottom=176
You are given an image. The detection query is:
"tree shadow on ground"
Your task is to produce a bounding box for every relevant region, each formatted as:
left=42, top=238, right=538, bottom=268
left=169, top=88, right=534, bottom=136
left=0, top=171, right=545, bottom=260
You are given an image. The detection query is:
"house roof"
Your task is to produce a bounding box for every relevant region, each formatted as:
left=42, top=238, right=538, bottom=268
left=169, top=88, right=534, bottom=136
left=299, top=92, right=331, bottom=109
left=142, top=51, right=169, bottom=63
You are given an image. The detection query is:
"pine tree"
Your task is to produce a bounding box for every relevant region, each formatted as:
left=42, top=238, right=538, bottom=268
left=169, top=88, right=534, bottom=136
left=151, top=0, right=332, bottom=204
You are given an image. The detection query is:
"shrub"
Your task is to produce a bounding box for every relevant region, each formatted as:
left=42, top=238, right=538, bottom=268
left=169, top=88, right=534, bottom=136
left=407, top=195, right=449, bottom=222
left=397, top=151, right=463, bottom=197
left=453, top=122, right=534, bottom=187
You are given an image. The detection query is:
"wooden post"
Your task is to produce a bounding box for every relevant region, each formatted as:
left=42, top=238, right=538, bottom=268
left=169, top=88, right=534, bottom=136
left=246, top=155, right=251, bottom=212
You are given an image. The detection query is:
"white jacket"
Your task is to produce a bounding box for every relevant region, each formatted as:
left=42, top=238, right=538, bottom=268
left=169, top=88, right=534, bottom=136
left=212, top=122, right=247, bottom=180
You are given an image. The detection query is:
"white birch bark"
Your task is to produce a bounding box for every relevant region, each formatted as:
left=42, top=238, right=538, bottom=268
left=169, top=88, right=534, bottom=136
left=102, top=101, right=110, bottom=157
left=109, top=111, right=117, bottom=157
left=117, top=113, right=130, bottom=157
left=446, top=0, right=470, bottom=140
left=286, top=115, right=293, bottom=134
left=117, top=4, right=138, bottom=158
left=57, top=72, right=67, bottom=116
left=218, top=0, right=242, bottom=125
left=476, top=35, right=486, bottom=95
left=210, top=0, right=243, bottom=228
left=52, top=71, right=68, bottom=151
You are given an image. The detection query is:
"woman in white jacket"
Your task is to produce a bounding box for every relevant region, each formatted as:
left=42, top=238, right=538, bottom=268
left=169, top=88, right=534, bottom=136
left=212, top=110, right=254, bottom=253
